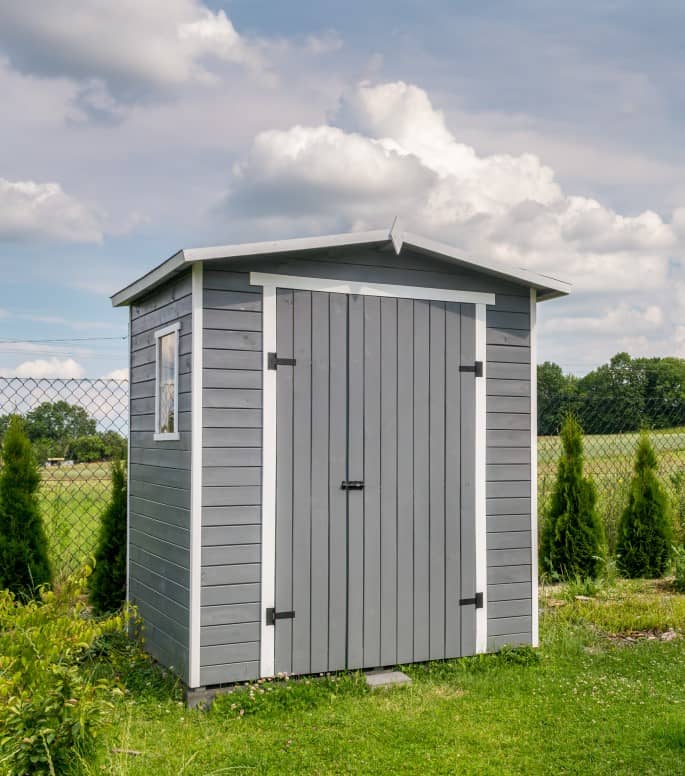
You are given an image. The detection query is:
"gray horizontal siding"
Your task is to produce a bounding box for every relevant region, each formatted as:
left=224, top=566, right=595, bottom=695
left=199, top=270, right=263, bottom=683
left=485, top=293, right=533, bottom=648
left=128, top=271, right=192, bottom=685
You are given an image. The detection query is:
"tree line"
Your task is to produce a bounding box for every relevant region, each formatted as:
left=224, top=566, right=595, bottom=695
left=538, top=352, right=685, bottom=435
left=0, top=400, right=126, bottom=463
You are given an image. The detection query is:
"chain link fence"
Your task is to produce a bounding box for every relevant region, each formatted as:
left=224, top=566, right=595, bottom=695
left=539, top=394, right=685, bottom=555
left=0, top=377, right=128, bottom=578
left=1, top=376, right=685, bottom=579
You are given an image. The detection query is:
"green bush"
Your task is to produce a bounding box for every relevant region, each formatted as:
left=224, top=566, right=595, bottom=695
left=616, top=434, right=672, bottom=578
left=540, top=415, right=605, bottom=580
left=0, top=417, right=52, bottom=598
left=89, top=460, right=127, bottom=615
left=672, top=545, right=685, bottom=593
left=0, top=571, right=123, bottom=775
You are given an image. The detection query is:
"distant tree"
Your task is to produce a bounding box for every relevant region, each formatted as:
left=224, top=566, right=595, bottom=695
left=99, top=431, right=127, bottom=461
left=25, top=401, right=97, bottom=443
left=616, top=434, right=672, bottom=578
left=577, top=353, right=646, bottom=433
left=537, top=362, right=578, bottom=435
left=0, top=418, right=52, bottom=598
left=540, top=415, right=605, bottom=579
left=89, top=459, right=127, bottom=614
left=634, top=357, right=685, bottom=429
left=69, top=435, right=105, bottom=463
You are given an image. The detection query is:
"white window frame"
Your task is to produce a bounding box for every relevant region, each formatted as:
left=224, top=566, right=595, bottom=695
left=250, top=271, right=493, bottom=677
left=153, top=321, right=181, bottom=441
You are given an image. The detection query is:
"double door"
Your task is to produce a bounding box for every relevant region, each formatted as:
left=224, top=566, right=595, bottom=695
left=273, top=288, right=478, bottom=674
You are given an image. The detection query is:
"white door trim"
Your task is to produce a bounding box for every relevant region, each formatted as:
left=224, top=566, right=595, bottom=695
left=256, top=273, right=492, bottom=677
left=189, top=262, right=204, bottom=688
left=530, top=288, right=539, bottom=647
left=474, top=303, right=488, bottom=653
left=250, top=272, right=495, bottom=306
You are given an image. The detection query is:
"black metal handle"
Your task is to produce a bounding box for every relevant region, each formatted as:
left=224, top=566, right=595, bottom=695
left=266, top=608, right=296, bottom=626
left=341, top=480, right=364, bottom=490
left=459, top=592, right=484, bottom=609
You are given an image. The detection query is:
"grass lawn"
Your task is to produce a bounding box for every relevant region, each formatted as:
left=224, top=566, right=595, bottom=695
left=84, top=579, right=685, bottom=776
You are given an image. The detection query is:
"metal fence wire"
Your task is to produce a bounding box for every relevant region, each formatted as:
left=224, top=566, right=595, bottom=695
left=0, top=377, right=128, bottom=578
left=1, top=377, right=685, bottom=579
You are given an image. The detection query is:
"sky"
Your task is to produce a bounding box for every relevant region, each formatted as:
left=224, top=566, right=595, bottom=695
left=1, top=0, right=684, bottom=379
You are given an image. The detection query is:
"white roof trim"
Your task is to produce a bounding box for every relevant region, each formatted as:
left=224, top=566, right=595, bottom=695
left=111, top=221, right=570, bottom=306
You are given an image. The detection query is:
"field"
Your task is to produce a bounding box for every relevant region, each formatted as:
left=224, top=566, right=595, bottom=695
left=37, top=428, right=685, bottom=578
left=80, top=579, right=685, bottom=775
left=39, top=462, right=111, bottom=578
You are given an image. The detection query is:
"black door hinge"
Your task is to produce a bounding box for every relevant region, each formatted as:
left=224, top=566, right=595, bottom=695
left=459, top=361, right=484, bottom=377
left=268, top=352, right=296, bottom=370
left=340, top=480, right=364, bottom=490
left=266, top=608, right=296, bottom=626
left=459, top=592, right=484, bottom=609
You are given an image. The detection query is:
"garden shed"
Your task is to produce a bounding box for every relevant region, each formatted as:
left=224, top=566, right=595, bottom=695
left=111, top=221, right=570, bottom=690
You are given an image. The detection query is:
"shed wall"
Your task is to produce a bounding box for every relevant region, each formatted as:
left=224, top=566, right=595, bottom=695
left=128, top=271, right=192, bottom=682
left=200, top=246, right=533, bottom=682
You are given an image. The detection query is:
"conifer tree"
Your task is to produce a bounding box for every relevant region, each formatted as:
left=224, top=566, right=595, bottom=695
left=616, top=434, right=672, bottom=578
left=541, top=414, right=605, bottom=579
left=89, top=459, right=127, bottom=614
left=0, top=417, right=52, bottom=597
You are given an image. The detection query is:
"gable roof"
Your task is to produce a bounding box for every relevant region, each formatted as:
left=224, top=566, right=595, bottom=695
left=111, top=220, right=570, bottom=306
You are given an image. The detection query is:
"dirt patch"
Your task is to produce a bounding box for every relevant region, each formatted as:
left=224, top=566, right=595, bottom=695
left=606, top=629, right=679, bottom=645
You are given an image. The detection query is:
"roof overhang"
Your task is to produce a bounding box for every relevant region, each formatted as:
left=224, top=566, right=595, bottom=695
left=111, top=220, right=570, bottom=307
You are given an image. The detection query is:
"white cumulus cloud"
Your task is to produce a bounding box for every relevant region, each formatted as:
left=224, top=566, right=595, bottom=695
left=104, top=368, right=128, bottom=381
left=227, top=80, right=681, bottom=296
left=0, top=178, right=103, bottom=243
left=0, top=0, right=270, bottom=103
left=0, top=357, right=85, bottom=379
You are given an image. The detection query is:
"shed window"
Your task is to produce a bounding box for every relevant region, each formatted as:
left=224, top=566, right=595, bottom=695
left=154, top=322, right=180, bottom=440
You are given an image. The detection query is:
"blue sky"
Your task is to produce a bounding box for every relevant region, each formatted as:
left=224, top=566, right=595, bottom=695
left=1, top=1, right=684, bottom=378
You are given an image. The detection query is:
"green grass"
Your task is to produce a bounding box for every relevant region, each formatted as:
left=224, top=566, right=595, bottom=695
left=39, top=462, right=110, bottom=578
left=79, top=580, right=685, bottom=776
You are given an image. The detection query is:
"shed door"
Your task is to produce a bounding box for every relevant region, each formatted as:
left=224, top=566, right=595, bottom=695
left=273, top=289, right=477, bottom=675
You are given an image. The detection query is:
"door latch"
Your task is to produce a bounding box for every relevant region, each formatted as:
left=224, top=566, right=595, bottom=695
left=267, top=353, right=296, bottom=370
left=459, top=592, right=484, bottom=609
left=459, top=361, right=484, bottom=377
left=266, top=608, right=295, bottom=626
left=340, top=480, right=364, bottom=490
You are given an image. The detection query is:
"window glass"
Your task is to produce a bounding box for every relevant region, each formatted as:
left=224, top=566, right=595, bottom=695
left=158, top=332, right=176, bottom=434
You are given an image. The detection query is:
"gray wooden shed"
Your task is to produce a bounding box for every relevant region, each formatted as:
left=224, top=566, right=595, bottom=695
left=111, top=221, right=569, bottom=690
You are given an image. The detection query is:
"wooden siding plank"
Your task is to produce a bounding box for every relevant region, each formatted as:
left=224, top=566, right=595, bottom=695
left=487, top=311, right=529, bottom=330
left=203, top=289, right=262, bottom=312
left=203, top=409, right=261, bottom=428
left=291, top=290, right=312, bottom=675
left=487, top=379, right=530, bottom=397
left=202, top=583, right=260, bottom=606
left=460, top=304, right=477, bottom=656
left=487, top=429, right=531, bottom=447
left=203, top=467, right=261, bottom=487
left=204, top=309, right=261, bottom=331
left=487, top=632, right=531, bottom=649
left=200, top=661, right=259, bottom=685
left=486, top=413, right=530, bottom=430
left=201, top=603, right=260, bottom=627
left=396, top=298, right=414, bottom=664
left=274, top=289, right=294, bottom=673
left=131, top=273, right=192, bottom=319
left=202, top=505, right=261, bottom=526
left=203, top=330, right=261, bottom=351
left=201, top=642, right=259, bottom=666
left=487, top=531, right=532, bottom=551
left=328, top=293, right=348, bottom=671
left=202, top=544, right=260, bottom=566
left=203, top=428, right=261, bottom=447
left=487, top=464, right=531, bottom=481
left=487, top=396, right=530, bottom=414
left=202, top=525, right=260, bottom=546
left=487, top=481, right=531, bottom=498
left=487, top=362, right=531, bottom=381
left=201, top=564, right=261, bottom=586
left=203, top=369, right=261, bottom=390
left=310, top=291, right=330, bottom=674
left=489, top=615, right=532, bottom=637
left=130, top=480, right=190, bottom=510
left=202, top=448, right=261, bottom=466
left=379, top=297, right=398, bottom=666
left=487, top=515, right=532, bottom=533
left=489, top=599, right=531, bottom=618
left=129, top=560, right=189, bottom=607
left=486, top=345, right=530, bottom=364
left=487, top=328, right=530, bottom=347
left=346, top=292, right=365, bottom=670
left=201, top=622, right=260, bottom=647
left=444, top=301, right=461, bottom=658
left=487, top=581, right=532, bottom=601
left=429, top=301, right=446, bottom=660
left=363, top=294, right=382, bottom=668
left=203, top=269, right=257, bottom=293
left=204, top=350, right=261, bottom=370
left=487, top=498, right=531, bottom=515
left=488, top=564, right=531, bottom=584
left=413, top=299, right=430, bottom=663
left=203, top=388, right=262, bottom=409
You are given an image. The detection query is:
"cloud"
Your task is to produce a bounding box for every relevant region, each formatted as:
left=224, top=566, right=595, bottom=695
left=0, top=357, right=85, bottom=378
left=104, top=368, right=128, bottom=381
left=226, top=80, right=681, bottom=296
left=0, top=1, right=270, bottom=106
left=0, top=178, right=103, bottom=243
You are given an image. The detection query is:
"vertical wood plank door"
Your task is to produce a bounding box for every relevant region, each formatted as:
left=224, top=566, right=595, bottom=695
left=274, top=290, right=476, bottom=675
